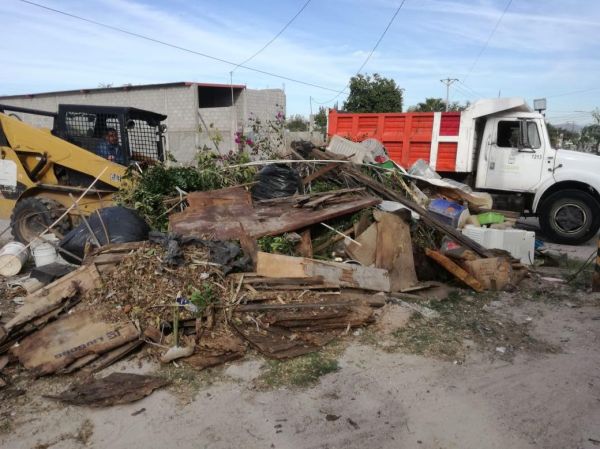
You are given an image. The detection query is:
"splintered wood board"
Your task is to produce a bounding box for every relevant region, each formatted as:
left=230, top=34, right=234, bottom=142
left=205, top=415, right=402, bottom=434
left=3, top=263, right=101, bottom=334
left=463, top=257, right=511, bottom=290
left=12, top=311, right=139, bottom=376
left=425, top=249, right=484, bottom=292
left=170, top=189, right=380, bottom=240
left=256, top=252, right=390, bottom=292
left=345, top=223, right=377, bottom=266
left=374, top=211, right=418, bottom=292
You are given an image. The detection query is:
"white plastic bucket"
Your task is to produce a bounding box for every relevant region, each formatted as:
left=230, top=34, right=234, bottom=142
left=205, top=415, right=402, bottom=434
left=32, top=242, right=58, bottom=267
left=0, top=241, right=29, bottom=277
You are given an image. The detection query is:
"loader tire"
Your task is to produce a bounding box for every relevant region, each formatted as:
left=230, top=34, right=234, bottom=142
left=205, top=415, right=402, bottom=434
left=538, top=189, right=600, bottom=245
left=10, top=197, right=72, bottom=244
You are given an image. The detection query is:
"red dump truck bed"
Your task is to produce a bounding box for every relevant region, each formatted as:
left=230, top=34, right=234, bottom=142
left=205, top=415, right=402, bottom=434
left=327, top=110, right=463, bottom=172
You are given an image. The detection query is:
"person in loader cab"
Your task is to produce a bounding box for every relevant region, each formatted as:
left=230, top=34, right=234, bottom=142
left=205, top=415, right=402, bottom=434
left=95, top=128, right=125, bottom=165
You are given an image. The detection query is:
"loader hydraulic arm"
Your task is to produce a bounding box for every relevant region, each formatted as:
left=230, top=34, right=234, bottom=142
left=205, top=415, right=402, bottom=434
left=0, top=112, right=126, bottom=189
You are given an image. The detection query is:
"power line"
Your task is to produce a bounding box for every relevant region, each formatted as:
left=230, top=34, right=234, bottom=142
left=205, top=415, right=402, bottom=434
left=19, top=0, right=342, bottom=93
left=233, top=0, right=311, bottom=71
left=452, top=85, right=473, bottom=101
left=463, top=0, right=513, bottom=82
left=546, top=87, right=600, bottom=99
left=457, top=80, right=483, bottom=99
left=312, top=0, right=407, bottom=105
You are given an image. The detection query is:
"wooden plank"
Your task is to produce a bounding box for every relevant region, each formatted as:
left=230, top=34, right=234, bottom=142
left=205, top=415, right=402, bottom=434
left=239, top=231, right=259, bottom=269
left=169, top=185, right=381, bottom=240
left=425, top=249, right=484, bottom=292
left=12, top=311, right=140, bottom=376
left=256, top=252, right=390, bottom=292
left=296, top=229, right=313, bottom=258
left=300, top=194, right=337, bottom=209
left=91, top=253, right=129, bottom=265
left=234, top=302, right=361, bottom=312
left=345, top=223, right=377, bottom=265
left=186, top=185, right=252, bottom=209
left=256, top=252, right=308, bottom=278
left=247, top=284, right=338, bottom=290
left=463, top=257, right=512, bottom=291
left=2, top=264, right=102, bottom=336
left=170, top=191, right=380, bottom=240
left=374, top=211, right=419, bottom=292
left=45, top=373, right=168, bottom=407
left=254, top=187, right=364, bottom=205
left=243, top=276, right=325, bottom=285
left=353, top=211, right=372, bottom=237
left=82, top=340, right=145, bottom=374
left=302, top=162, right=341, bottom=185
left=88, top=241, right=146, bottom=257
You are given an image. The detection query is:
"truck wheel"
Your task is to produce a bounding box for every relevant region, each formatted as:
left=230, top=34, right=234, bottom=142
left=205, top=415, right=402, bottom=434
left=539, top=189, right=600, bottom=245
left=10, top=197, right=72, bottom=244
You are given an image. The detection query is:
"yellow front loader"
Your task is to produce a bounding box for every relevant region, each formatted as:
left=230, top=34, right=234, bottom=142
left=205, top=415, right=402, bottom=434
left=0, top=104, right=166, bottom=242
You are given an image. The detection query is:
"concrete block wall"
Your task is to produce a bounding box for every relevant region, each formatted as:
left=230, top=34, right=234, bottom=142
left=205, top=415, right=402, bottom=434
left=198, top=106, right=236, bottom=155
left=0, top=84, right=285, bottom=163
left=284, top=130, right=327, bottom=148
left=243, top=89, right=286, bottom=125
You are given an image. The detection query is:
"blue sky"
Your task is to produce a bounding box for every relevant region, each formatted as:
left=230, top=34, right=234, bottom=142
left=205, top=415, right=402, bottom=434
left=1, top=0, right=599, bottom=125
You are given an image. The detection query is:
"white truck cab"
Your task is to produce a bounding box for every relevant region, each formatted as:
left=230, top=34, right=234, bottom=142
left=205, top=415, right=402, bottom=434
left=465, top=98, right=600, bottom=244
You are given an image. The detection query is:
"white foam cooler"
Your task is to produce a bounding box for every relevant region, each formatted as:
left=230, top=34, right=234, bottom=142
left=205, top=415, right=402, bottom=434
left=462, top=225, right=535, bottom=265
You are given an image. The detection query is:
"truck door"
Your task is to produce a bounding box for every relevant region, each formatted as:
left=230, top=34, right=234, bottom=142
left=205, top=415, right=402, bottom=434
left=483, top=118, right=546, bottom=191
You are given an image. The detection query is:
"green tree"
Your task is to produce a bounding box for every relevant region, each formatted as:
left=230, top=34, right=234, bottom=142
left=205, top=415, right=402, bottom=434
left=580, top=124, right=600, bottom=153
left=314, top=106, right=327, bottom=134
left=286, top=114, right=309, bottom=132
left=343, top=73, right=403, bottom=113
left=546, top=123, right=580, bottom=148
left=408, top=97, right=468, bottom=112
left=579, top=108, right=600, bottom=153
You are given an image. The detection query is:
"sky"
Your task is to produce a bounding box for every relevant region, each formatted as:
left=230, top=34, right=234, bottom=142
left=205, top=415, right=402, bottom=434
left=1, top=0, right=599, bottom=125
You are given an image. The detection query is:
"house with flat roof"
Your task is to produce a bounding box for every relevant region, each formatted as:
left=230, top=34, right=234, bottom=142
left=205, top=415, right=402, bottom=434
left=0, top=82, right=286, bottom=162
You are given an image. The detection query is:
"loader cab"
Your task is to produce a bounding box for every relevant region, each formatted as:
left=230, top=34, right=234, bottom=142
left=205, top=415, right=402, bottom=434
left=55, top=105, right=166, bottom=165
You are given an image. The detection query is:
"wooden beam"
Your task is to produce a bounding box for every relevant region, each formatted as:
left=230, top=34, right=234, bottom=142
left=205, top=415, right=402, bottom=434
left=256, top=252, right=390, bottom=292
left=425, top=249, right=484, bottom=292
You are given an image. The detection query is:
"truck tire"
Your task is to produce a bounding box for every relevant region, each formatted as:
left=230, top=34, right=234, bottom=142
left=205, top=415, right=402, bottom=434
left=538, top=189, right=600, bottom=245
left=10, top=197, right=72, bottom=244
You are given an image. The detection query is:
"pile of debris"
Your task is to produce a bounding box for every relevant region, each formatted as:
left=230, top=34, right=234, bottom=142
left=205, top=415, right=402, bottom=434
left=0, top=137, right=532, bottom=404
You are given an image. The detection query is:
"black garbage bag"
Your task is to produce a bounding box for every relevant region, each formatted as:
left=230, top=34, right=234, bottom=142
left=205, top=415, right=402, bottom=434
left=251, top=164, right=302, bottom=201
left=148, top=231, right=252, bottom=274
left=291, top=140, right=316, bottom=158
left=60, top=206, right=150, bottom=264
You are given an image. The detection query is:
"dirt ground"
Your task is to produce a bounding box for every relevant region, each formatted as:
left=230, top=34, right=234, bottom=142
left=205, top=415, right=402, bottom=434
left=1, top=219, right=600, bottom=449
left=1, top=268, right=599, bottom=449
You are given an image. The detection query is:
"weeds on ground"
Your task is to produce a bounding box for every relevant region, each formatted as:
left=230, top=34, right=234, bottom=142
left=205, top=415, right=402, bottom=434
left=189, top=282, right=217, bottom=315
left=157, top=364, right=217, bottom=400
left=0, top=417, right=12, bottom=435
left=256, top=351, right=339, bottom=389
left=388, top=290, right=557, bottom=361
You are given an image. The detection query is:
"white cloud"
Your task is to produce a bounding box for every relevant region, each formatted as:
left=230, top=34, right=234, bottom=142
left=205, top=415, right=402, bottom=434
left=1, top=0, right=599, bottom=118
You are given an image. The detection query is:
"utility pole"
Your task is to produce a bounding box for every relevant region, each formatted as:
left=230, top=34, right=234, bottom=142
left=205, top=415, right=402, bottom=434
left=440, top=78, right=459, bottom=111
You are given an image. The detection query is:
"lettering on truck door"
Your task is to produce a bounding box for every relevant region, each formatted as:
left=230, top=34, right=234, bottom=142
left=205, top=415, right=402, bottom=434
left=484, top=119, right=545, bottom=192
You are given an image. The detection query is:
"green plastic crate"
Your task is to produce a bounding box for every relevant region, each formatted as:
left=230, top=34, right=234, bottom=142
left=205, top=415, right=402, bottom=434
left=477, top=212, right=505, bottom=225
